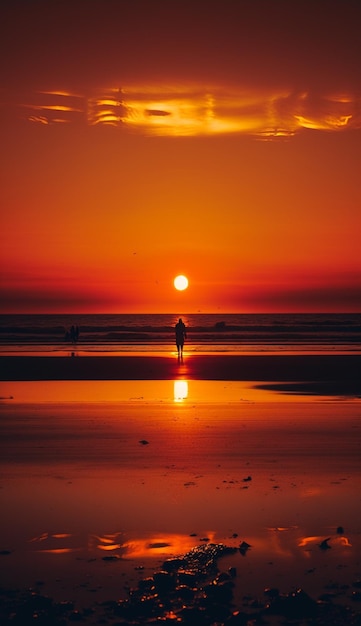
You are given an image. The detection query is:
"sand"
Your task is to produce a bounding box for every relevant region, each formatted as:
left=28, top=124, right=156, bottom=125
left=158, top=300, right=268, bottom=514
left=0, top=354, right=361, bottom=624
left=1, top=352, right=361, bottom=389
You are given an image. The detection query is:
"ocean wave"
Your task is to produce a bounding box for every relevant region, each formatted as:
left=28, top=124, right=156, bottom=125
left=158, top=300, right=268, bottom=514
left=0, top=314, right=360, bottom=352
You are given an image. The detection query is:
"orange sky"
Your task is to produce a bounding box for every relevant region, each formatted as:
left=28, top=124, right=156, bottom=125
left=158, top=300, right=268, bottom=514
left=1, top=0, right=360, bottom=313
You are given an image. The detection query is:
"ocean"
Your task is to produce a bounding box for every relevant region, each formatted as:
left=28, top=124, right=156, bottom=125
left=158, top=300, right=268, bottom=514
left=0, top=313, right=360, bottom=355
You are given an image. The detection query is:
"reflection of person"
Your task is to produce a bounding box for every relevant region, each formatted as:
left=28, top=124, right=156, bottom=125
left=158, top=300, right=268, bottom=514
left=175, top=318, right=187, bottom=360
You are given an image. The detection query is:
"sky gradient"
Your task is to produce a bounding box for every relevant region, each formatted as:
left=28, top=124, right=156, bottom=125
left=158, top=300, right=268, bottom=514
left=1, top=0, right=360, bottom=313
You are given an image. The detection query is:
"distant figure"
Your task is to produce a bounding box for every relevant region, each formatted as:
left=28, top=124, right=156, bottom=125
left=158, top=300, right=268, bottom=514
left=70, top=325, right=79, bottom=344
left=175, top=318, right=187, bottom=361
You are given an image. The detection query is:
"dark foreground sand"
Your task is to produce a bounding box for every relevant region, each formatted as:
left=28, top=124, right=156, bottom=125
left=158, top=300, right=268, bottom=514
left=1, top=354, right=361, bottom=396
left=0, top=355, right=361, bottom=625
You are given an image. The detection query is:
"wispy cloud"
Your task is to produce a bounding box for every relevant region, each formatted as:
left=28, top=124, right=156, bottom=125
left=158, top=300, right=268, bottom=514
left=2, top=85, right=361, bottom=138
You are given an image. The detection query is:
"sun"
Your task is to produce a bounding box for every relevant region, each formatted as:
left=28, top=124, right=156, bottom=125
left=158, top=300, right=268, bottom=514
left=174, top=275, right=189, bottom=291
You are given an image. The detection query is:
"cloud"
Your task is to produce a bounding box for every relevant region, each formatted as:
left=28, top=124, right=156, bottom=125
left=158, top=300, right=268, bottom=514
left=232, top=283, right=361, bottom=313
left=2, top=85, right=361, bottom=138
left=0, top=284, right=121, bottom=314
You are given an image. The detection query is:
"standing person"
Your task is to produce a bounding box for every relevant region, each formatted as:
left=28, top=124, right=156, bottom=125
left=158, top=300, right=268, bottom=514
left=70, top=325, right=76, bottom=344
left=70, top=324, right=79, bottom=344
left=175, top=318, right=187, bottom=361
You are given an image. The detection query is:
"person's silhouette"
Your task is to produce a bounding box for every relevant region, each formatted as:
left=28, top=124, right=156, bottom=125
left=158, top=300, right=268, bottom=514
left=175, top=318, right=187, bottom=361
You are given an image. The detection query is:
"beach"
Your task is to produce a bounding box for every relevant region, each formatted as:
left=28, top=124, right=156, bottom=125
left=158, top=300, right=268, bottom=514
left=2, top=0, right=361, bottom=617
left=2, top=352, right=361, bottom=385
left=1, top=353, right=361, bottom=624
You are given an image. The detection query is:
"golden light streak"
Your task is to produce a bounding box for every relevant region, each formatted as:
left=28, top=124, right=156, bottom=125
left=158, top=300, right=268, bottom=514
left=298, top=535, right=352, bottom=548
left=97, top=543, right=122, bottom=551
left=121, top=531, right=217, bottom=559
left=38, top=548, right=77, bottom=554
left=28, top=116, right=49, bottom=124
left=295, top=114, right=353, bottom=130
left=25, top=104, right=83, bottom=112
left=39, top=90, right=83, bottom=98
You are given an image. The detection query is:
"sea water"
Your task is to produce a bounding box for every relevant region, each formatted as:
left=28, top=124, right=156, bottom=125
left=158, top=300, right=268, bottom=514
left=0, top=312, right=360, bottom=354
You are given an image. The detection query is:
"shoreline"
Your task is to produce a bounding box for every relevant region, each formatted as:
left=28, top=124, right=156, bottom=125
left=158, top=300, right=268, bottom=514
left=1, top=353, right=360, bottom=395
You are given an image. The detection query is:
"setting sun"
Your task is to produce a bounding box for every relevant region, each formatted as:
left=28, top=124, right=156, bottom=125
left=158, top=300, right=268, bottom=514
left=174, top=275, right=189, bottom=291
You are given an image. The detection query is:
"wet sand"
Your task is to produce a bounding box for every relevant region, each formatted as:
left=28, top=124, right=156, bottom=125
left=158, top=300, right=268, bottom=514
left=0, top=358, right=361, bottom=624
left=1, top=353, right=361, bottom=394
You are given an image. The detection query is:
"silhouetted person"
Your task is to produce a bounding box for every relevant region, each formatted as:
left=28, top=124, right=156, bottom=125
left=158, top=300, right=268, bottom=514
left=175, top=318, right=186, bottom=361
left=70, top=325, right=79, bottom=344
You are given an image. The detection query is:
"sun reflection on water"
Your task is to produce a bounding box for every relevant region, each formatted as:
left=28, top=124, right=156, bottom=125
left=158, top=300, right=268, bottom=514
left=173, top=379, right=188, bottom=402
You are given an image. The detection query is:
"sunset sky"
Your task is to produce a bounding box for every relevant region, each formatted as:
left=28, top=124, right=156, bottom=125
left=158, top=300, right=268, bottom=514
left=1, top=0, right=360, bottom=313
